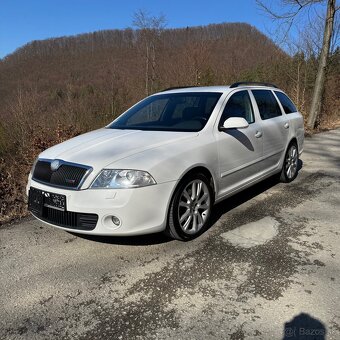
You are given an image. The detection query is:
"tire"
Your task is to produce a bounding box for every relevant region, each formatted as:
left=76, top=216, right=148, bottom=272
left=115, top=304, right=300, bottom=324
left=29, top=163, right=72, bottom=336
left=280, top=141, right=299, bottom=183
left=166, top=173, right=213, bottom=241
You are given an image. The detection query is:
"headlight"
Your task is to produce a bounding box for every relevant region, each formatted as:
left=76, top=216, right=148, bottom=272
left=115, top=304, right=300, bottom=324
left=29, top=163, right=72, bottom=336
left=91, top=169, right=156, bottom=189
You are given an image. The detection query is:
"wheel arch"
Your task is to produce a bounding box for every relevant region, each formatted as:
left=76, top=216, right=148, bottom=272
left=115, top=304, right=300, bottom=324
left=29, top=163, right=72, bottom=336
left=286, top=137, right=298, bottom=153
left=176, top=165, right=217, bottom=203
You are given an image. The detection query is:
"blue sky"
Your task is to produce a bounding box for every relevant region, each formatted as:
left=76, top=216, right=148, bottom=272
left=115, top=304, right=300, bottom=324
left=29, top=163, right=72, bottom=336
left=0, top=0, right=329, bottom=58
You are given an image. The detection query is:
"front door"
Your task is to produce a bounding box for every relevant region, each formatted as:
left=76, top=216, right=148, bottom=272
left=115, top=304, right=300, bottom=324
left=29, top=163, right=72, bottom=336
left=216, top=90, right=264, bottom=197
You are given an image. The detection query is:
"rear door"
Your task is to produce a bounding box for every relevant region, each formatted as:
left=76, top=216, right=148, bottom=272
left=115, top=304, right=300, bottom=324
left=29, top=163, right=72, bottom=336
left=215, top=90, right=264, bottom=196
left=250, top=89, right=289, bottom=171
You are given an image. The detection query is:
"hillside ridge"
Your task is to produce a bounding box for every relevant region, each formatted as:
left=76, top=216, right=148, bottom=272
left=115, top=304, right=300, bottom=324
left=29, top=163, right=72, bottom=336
left=2, top=22, right=279, bottom=61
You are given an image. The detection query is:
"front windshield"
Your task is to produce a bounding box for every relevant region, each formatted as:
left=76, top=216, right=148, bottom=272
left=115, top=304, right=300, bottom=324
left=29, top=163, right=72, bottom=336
left=108, top=92, right=222, bottom=132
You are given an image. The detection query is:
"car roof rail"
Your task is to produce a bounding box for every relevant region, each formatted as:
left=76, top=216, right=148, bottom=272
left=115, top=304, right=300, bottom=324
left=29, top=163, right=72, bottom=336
left=230, top=82, right=278, bottom=88
left=161, top=86, right=198, bottom=92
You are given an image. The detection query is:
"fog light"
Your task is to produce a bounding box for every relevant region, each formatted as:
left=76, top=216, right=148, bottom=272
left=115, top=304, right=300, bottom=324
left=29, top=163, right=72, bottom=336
left=111, top=216, right=121, bottom=226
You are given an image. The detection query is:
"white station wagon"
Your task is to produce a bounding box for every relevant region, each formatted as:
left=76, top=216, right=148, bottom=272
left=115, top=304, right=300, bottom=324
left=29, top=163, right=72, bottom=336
left=27, top=82, right=304, bottom=240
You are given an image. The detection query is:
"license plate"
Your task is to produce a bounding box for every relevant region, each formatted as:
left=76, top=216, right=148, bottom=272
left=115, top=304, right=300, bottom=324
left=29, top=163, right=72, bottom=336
left=28, top=187, right=66, bottom=214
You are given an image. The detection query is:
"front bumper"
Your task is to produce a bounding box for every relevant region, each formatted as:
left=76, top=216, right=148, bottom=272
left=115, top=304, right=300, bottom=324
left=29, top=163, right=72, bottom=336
left=27, top=178, right=177, bottom=236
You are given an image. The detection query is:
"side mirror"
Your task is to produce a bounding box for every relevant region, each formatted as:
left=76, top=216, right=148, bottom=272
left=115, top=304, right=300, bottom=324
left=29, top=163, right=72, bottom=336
left=221, top=117, right=249, bottom=130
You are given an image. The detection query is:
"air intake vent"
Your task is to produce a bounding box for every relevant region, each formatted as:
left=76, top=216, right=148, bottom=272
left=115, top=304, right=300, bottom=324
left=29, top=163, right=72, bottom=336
left=31, top=207, right=98, bottom=231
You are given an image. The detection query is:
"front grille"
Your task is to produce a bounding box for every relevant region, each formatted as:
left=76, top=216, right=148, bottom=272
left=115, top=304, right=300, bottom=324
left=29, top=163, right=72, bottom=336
left=32, top=208, right=98, bottom=231
left=32, top=159, right=91, bottom=189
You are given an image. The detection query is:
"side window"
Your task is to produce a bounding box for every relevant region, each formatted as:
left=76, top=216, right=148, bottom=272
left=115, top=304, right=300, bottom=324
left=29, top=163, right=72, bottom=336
left=274, top=91, right=297, bottom=114
left=252, top=90, right=282, bottom=120
left=220, top=90, right=254, bottom=125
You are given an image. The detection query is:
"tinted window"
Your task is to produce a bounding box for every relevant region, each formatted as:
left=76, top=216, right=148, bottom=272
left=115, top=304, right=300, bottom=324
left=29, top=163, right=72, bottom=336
left=252, top=90, right=282, bottom=120
left=109, top=92, right=222, bottom=132
left=171, top=96, right=200, bottom=119
left=275, top=91, right=297, bottom=114
left=220, top=90, right=254, bottom=124
left=127, top=98, right=167, bottom=125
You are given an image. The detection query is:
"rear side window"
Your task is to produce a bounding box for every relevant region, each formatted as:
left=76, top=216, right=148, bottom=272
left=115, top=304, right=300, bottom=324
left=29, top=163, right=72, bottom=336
left=252, top=90, right=282, bottom=120
left=275, top=91, right=297, bottom=114
left=220, top=90, right=254, bottom=124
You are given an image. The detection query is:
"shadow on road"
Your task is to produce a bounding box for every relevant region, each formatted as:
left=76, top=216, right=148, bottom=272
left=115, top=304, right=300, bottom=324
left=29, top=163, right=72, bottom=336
left=69, top=230, right=171, bottom=246
left=282, top=313, right=326, bottom=339
left=74, top=160, right=303, bottom=246
left=208, top=173, right=282, bottom=229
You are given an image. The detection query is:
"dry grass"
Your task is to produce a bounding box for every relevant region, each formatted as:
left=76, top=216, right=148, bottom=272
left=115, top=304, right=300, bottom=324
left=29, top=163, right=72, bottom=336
left=0, top=124, right=80, bottom=225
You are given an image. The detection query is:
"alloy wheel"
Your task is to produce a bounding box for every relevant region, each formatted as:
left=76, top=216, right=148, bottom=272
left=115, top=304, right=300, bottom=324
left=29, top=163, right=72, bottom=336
left=177, top=179, right=211, bottom=235
left=285, top=144, right=298, bottom=179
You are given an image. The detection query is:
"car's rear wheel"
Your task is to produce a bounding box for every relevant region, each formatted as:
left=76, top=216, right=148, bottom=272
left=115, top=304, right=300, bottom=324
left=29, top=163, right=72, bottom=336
left=280, top=142, right=298, bottom=183
left=166, top=173, right=213, bottom=241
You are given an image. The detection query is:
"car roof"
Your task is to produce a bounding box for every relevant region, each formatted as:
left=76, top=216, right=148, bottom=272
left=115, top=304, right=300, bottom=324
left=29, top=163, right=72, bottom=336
left=159, top=85, right=281, bottom=95
left=160, top=86, right=229, bottom=94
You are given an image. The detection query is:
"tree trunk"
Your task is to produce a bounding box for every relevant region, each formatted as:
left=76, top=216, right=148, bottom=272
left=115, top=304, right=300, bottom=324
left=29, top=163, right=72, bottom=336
left=151, top=42, right=156, bottom=94
left=307, top=0, right=336, bottom=129
left=145, top=44, right=149, bottom=96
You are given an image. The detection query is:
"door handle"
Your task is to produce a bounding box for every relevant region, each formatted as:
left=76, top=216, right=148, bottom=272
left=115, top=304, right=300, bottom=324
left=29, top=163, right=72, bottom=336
left=255, top=131, right=262, bottom=138
left=284, top=122, right=290, bottom=129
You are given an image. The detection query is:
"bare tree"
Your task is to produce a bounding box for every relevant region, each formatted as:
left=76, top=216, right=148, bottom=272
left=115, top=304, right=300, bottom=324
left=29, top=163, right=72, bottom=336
left=257, top=0, right=338, bottom=129
left=133, top=10, right=166, bottom=95
left=308, top=0, right=337, bottom=128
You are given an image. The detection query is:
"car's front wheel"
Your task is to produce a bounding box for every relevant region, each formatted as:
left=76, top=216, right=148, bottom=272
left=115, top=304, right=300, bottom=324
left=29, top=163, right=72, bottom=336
left=166, top=173, right=213, bottom=241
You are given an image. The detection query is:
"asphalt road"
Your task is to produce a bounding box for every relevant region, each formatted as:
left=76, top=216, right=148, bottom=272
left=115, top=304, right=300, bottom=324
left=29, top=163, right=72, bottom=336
left=1, top=129, right=340, bottom=340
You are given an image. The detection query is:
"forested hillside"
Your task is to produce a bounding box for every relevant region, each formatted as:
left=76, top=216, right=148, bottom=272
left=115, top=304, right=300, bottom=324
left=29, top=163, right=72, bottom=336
left=0, top=22, right=339, bottom=223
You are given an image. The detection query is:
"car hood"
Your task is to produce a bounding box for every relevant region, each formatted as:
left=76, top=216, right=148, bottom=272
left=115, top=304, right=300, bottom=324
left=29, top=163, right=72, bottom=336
left=39, top=128, right=198, bottom=171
